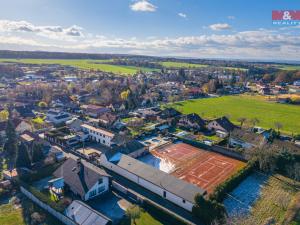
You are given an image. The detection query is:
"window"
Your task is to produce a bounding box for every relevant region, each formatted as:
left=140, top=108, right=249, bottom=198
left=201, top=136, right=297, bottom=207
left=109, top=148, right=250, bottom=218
left=89, top=189, right=97, bottom=198
left=103, top=140, right=105, bottom=144
left=98, top=186, right=106, bottom=194
left=98, top=177, right=103, bottom=184
left=182, top=199, right=186, bottom=203
left=163, top=191, right=166, bottom=198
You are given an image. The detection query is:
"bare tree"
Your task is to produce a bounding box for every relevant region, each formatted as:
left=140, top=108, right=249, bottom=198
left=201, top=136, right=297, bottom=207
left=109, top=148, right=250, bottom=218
left=237, top=117, right=247, bottom=128
left=274, top=122, right=283, bottom=133
left=247, top=143, right=278, bottom=172
left=251, top=118, right=260, bottom=127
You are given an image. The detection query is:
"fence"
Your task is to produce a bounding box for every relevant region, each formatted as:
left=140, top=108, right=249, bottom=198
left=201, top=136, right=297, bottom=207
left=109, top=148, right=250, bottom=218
left=20, top=186, right=77, bottom=225
left=178, top=137, right=246, bottom=161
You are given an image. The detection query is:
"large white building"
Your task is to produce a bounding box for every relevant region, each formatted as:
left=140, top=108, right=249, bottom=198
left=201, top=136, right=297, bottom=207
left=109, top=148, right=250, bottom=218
left=81, top=124, right=115, bottom=147
left=98, top=154, right=206, bottom=212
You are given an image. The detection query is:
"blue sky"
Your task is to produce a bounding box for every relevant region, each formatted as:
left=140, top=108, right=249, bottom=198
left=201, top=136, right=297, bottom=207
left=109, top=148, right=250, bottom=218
left=0, top=0, right=299, bottom=60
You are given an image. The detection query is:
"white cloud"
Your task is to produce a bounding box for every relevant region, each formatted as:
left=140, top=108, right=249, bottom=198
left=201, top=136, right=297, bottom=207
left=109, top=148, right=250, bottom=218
left=0, top=20, right=84, bottom=40
left=178, top=13, right=187, bottom=19
left=130, top=0, right=157, bottom=12
left=0, top=20, right=300, bottom=60
left=209, top=23, right=232, bottom=31
left=228, top=16, right=235, bottom=20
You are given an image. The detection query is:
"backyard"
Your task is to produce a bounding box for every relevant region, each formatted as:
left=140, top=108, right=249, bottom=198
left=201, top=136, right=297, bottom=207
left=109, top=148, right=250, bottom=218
left=0, top=196, right=64, bottom=225
left=169, top=94, right=300, bottom=134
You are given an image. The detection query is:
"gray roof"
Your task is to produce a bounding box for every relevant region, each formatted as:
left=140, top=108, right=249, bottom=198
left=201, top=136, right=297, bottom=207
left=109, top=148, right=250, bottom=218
left=115, top=140, right=146, bottom=155
left=231, top=128, right=265, bottom=145
left=53, top=157, right=110, bottom=198
left=65, top=200, right=111, bottom=225
left=116, top=154, right=206, bottom=203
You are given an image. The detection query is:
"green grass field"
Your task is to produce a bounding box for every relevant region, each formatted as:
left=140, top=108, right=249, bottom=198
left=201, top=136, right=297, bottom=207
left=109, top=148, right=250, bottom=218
left=133, top=211, right=162, bottom=225
left=0, top=203, right=25, bottom=225
left=159, top=61, right=248, bottom=71
left=218, top=66, right=248, bottom=71
left=276, top=65, right=300, bottom=71
left=0, top=58, right=158, bottom=75
left=240, top=174, right=300, bottom=225
left=159, top=61, right=208, bottom=68
left=169, top=95, right=300, bottom=134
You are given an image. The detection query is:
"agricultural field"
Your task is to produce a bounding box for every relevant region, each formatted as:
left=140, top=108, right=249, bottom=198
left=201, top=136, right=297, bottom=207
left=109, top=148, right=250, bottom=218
left=158, top=61, right=248, bottom=71
left=0, top=58, right=158, bottom=75
left=158, top=61, right=208, bottom=68
left=169, top=94, right=300, bottom=134
left=276, top=64, right=300, bottom=71
left=218, top=66, right=248, bottom=71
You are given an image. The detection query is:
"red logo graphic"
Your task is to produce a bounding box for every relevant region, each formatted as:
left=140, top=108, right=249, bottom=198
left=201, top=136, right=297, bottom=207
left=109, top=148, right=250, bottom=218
left=272, top=10, right=300, bottom=20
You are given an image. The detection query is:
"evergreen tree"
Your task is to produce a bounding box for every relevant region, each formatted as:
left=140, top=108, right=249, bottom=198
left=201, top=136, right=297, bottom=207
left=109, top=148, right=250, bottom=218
left=31, top=143, right=44, bottom=163
left=178, top=68, right=186, bottom=81
left=3, top=120, right=18, bottom=159
left=16, top=143, right=31, bottom=168
left=192, top=194, right=226, bottom=225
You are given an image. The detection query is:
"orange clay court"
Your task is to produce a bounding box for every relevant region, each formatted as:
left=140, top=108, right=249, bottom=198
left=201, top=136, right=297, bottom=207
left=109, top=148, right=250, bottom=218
left=152, top=143, right=246, bottom=193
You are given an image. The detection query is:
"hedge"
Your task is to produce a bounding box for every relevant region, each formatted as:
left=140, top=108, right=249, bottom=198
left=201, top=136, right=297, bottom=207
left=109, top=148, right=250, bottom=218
left=192, top=194, right=226, bottom=225
left=209, top=160, right=256, bottom=202
left=142, top=199, right=190, bottom=225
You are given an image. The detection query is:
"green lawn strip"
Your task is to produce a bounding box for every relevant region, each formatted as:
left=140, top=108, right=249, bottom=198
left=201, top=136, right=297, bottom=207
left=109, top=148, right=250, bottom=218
left=133, top=210, right=162, bottom=225
left=218, top=66, right=248, bottom=71
left=0, top=203, right=25, bottom=225
left=159, top=61, right=208, bottom=68
left=276, top=65, right=300, bottom=71
left=169, top=95, right=300, bottom=134
left=0, top=58, right=158, bottom=75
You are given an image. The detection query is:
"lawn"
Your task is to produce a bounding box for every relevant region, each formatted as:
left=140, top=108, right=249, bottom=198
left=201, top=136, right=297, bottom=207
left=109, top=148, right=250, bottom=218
left=169, top=95, right=300, bottom=134
left=158, top=61, right=248, bottom=71
left=133, top=210, right=162, bottom=225
left=0, top=203, right=25, bottom=225
left=240, top=174, right=300, bottom=225
left=0, top=58, right=158, bottom=75
left=159, top=61, right=208, bottom=69
left=219, top=66, right=248, bottom=71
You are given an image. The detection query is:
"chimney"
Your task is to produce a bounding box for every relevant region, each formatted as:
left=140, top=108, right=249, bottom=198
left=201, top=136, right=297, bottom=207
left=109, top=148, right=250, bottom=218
left=77, top=158, right=84, bottom=177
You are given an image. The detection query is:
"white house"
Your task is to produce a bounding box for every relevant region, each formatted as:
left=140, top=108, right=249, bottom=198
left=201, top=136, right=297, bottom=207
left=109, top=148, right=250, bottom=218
left=53, top=157, right=110, bottom=201
left=294, top=80, right=300, bottom=86
left=81, top=124, right=115, bottom=147
left=46, top=110, right=71, bottom=125
left=207, top=116, right=235, bottom=135
left=229, top=129, right=266, bottom=149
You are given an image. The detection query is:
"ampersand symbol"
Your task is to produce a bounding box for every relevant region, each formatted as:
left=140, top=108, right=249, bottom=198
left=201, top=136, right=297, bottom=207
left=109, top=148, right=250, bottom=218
left=283, top=11, right=292, bottom=20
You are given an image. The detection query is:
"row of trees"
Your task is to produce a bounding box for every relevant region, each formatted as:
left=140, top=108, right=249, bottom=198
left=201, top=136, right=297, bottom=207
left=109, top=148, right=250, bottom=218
left=263, top=70, right=300, bottom=84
